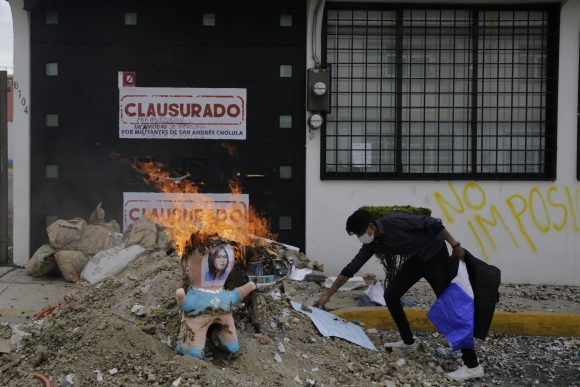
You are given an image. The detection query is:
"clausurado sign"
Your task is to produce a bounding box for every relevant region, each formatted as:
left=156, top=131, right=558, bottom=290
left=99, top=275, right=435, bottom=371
left=119, top=87, right=247, bottom=140
left=123, top=192, right=249, bottom=230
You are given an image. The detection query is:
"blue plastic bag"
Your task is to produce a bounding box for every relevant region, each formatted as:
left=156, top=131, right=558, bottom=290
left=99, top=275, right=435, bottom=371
left=427, top=261, right=474, bottom=350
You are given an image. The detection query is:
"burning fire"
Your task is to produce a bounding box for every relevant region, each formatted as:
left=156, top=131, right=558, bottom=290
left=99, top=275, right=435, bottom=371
left=130, top=158, right=275, bottom=256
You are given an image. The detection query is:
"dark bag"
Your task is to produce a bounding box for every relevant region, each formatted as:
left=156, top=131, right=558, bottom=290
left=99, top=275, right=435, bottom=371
left=462, top=250, right=501, bottom=340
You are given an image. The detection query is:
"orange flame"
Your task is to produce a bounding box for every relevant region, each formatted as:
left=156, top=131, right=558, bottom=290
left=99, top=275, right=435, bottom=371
left=130, top=158, right=275, bottom=255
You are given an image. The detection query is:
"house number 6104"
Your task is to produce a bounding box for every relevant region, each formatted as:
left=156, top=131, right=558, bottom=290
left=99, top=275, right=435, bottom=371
left=12, top=81, right=29, bottom=114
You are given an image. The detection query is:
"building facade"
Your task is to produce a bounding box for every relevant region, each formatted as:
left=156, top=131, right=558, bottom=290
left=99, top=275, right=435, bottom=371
left=8, top=0, right=580, bottom=284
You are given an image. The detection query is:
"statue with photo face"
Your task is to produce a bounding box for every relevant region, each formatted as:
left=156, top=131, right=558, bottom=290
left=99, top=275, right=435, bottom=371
left=175, top=239, right=256, bottom=359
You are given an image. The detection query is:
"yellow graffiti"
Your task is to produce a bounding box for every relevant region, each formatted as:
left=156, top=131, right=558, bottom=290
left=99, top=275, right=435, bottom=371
left=474, top=205, right=519, bottom=252
left=565, top=187, right=580, bottom=232
left=434, top=182, right=464, bottom=224
left=529, top=187, right=550, bottom=233
left=464, top=182, right=486, bottom=210
left=468, top=220, right=488, bottom=259
left=505, top=194, right=537, bottom=252
left=433, top=183, right=580, bottom=260
left=547, top=187, right=567, bottom=231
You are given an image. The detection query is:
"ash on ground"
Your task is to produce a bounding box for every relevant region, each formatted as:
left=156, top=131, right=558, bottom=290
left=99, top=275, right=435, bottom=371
left=1, top=252, right=578, bottom=386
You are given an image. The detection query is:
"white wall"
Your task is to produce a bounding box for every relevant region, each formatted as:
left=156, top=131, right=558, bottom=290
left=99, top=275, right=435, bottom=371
left=305, top=0, right=580, bottom=285
left=9, top=0, right=30, bottom=266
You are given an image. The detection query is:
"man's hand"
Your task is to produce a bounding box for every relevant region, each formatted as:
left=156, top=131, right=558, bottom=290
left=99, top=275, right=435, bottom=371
left=451, top=245, right=465, bottom=261
left=313, top=293, right=331, bottom=309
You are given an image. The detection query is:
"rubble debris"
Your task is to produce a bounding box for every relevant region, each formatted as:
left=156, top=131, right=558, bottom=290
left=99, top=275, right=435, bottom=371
left=58, top=373, right=75, bottom=386
left=323, top=276, right=366, bottom=291
left=287, top=267, right=312, bottom=281
left=284, top=249, right=323, bottom=272
left=277, top=342, right=286, bottom=353
left=0, top=339, right=11, bottom=354
left=304, top=272, right=327, bottom=283
left=274, top=352, right=282, bottom=363
left=6, top=223, right=579, bottom=386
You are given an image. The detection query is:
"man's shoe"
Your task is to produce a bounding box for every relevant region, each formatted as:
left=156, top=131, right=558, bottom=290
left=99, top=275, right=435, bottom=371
left=383, top=340, right=417, bottom=352
left=446, top=365, right=485, bottom=381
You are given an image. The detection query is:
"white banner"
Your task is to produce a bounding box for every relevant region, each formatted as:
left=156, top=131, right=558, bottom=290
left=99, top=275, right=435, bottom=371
left=119, top=87, right=246, bottom=139
left=123, top=192, right=249, bottom=231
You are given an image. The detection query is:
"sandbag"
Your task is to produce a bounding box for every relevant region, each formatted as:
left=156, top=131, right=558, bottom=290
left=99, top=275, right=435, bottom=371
left=47, top=218, right=87, bottom=250
left=26, top=244, right=58, bottom=277
left=54, top=251, right=89, bottom=283
left=123, top=217, right=157, bottom=249
left=80, top=245, right=145, bottom=285
left=75, top=221, right=120, bottom=256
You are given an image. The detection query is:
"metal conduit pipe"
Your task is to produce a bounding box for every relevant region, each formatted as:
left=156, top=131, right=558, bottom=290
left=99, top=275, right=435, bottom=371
left=311, top=0, right=326, bottom=68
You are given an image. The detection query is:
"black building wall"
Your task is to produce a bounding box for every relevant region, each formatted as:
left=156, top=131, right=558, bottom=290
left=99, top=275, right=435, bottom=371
left=29, top=0, right=306, bottom=250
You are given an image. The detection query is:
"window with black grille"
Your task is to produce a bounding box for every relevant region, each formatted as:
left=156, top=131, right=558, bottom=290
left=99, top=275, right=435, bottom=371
left=322, top=5, right=558, bottom=180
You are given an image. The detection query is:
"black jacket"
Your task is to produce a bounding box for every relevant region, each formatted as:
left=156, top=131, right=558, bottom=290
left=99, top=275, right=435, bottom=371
left=452, top=250, right=501, bottom=340
left=340, top=213, right=446, bottom=277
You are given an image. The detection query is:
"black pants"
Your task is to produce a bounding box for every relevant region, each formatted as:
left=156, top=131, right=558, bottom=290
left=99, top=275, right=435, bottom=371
left=383, top=248, right=479, bottom=368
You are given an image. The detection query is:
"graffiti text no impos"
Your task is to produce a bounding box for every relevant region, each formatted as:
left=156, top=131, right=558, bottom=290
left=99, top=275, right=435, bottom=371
left=434, top=183, right=579, bottom=259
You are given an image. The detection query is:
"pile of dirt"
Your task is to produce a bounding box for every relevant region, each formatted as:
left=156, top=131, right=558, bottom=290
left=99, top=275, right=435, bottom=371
left=0, top=251, right=451, bottom=386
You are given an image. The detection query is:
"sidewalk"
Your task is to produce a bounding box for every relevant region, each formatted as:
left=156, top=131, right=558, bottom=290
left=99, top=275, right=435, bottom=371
left=0, top=267, right=73, bottom=324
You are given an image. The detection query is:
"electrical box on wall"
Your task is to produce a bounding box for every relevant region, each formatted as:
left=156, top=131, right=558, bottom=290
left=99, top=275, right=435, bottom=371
left=307, top=67, right=330, bottom=112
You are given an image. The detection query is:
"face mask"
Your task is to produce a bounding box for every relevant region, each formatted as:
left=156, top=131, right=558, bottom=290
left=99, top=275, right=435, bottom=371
left=358, top=232, right=374, bottom=244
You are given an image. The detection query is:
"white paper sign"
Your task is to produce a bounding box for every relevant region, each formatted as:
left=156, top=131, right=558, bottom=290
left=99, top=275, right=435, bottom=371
left=119, top=87, right=246, bottom=139
left=123, top=192, right=249, bottom=231
left=291, top=301, right=376, bottom=350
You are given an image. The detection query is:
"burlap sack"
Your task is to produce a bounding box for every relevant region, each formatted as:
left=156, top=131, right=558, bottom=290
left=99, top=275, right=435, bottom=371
left=47, top=218, right=87, bottom=250
left=123, top=217, right=157, bottom=249
left=75, top=223, right=118, bottom=256
left=26, top=244, right=58, bottom=277
left=54, top=251, right=89, bottom=283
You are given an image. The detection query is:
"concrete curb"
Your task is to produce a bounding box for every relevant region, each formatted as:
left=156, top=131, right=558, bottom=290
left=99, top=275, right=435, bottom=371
left=331, top=307, right=580, bottom=337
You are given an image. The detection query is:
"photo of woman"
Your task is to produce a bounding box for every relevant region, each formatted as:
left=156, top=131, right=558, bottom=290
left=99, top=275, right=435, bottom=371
left=203, top=245, right=233, bottom=285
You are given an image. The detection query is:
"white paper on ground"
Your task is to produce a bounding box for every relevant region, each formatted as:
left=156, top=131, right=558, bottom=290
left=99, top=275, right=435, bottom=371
left=323, top=276, right=366, bottom=291
left=287, top=266, right=312, bottom=281
left=364, top=281, right=386, bottom=306
left=290, top=301, right=376, bottom=350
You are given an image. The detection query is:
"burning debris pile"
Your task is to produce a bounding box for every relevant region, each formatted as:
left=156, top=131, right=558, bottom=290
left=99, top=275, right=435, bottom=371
left=1, top=244, right=451, bottom=386
left=1, top=161, right=455, bottom=385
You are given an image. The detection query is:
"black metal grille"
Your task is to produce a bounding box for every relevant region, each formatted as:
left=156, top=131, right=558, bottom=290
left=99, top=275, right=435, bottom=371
left=322, top=5, right=559, bottom=180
